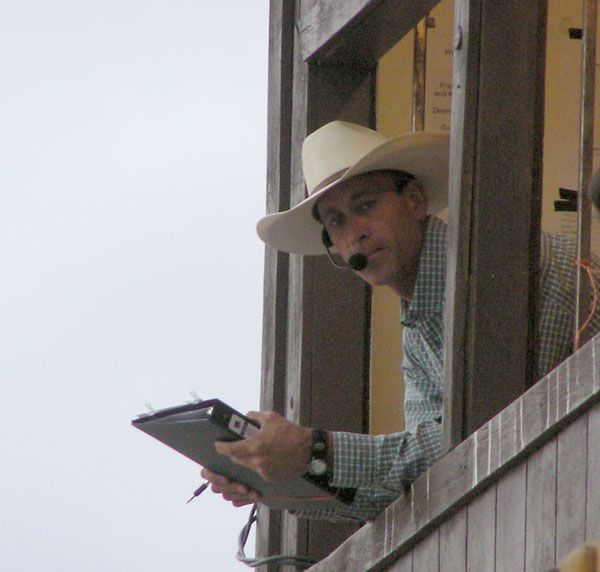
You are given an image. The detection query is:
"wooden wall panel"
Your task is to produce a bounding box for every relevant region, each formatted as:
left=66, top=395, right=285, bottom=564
left=440, top=0, right=481, bottom=452
left=465, top=0, right=547, bottom=422
left=411, top=529, right=439, bottom=571
left=525, top=438, right=558, bottom=572
left=466, top=485, right=496, bottom=572
left=258, top=0, right=295, bottom=567
left=556, top=415, right=589, bottom=563
left=439, top=509, right=467, bottom=571
left=443, top=0, right=547, bottom=449
left=496, top=464, right=527, bottom=572
left=586, top=401, right=600, bottom=542
left=279, top=18, right=309, bottom=563
left=309, top=334, right=600, bottom=572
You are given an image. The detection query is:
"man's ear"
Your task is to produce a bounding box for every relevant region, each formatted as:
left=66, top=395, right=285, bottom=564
left=404, top=181, right=429, bottom=219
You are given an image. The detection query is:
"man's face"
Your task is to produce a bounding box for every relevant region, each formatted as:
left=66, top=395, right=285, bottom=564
left=315, top=172, right=428, bottom=296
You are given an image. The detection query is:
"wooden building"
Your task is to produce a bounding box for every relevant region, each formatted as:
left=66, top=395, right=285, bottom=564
left=258, top=1, right=599, bottom=570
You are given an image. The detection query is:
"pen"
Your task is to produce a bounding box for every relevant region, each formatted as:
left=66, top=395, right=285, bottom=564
left=186, top=481, right=209, bottom=504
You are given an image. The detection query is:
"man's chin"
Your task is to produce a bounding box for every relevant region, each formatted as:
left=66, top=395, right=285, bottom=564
left=358, top=268, right=389, bottom=288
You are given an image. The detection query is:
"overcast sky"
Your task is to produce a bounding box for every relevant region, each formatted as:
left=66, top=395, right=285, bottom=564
left=1, top=1, right=268, bottom=570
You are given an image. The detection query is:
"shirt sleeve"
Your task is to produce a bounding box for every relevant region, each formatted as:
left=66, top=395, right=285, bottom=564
left=290, top=327, right=443, bottom=522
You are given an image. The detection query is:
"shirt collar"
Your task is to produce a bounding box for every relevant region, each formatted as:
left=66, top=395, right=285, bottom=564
left=400, top=216, right=447, bottom=326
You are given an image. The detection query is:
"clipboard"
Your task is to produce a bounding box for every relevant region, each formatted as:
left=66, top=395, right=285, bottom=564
left=132, top=398, right=355, bottom=511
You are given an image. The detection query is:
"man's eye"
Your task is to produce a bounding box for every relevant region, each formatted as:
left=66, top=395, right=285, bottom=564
left=324, top=213, right=344, bottom=229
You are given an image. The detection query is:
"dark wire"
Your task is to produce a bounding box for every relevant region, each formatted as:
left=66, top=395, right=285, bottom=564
left=236, top=504, right=317, bottom=569
left=324, top=243, right=346, bottom=269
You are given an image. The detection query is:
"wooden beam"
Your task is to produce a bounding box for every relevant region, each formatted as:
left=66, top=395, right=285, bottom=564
left=256, top=1, right=295, bottom=568
left=298, top=0, right=442, bottom=65
left=574, top=0, right=597, bottom=348
left=442, top=0, right=547, bottom=450
left=441, top=0, right=481, bottom=453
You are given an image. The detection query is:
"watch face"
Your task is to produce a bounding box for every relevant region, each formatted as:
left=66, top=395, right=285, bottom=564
left=309, top=458, right=327, bottom=476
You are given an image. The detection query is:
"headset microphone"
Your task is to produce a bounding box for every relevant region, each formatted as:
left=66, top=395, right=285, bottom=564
left=348, top=253, right=368, bottom=271
left=322, top=228, right=369, bottom=271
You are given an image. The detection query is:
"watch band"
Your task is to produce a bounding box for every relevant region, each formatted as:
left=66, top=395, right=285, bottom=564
left=307, top=428, right=328, bottom=476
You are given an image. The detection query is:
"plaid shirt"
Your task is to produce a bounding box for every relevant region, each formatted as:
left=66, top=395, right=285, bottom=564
left=296, top=216, right=600, bottom=522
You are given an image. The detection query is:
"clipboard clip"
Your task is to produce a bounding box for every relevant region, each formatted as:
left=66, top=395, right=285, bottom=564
left=136, top=403, right=157, bottom=419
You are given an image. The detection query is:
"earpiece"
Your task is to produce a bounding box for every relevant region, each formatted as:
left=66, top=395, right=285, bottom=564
left=321, top=228, right=333, bottom=248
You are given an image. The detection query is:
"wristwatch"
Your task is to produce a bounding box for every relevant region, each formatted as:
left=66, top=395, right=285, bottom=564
left=307, top=428, right=328, bottom=476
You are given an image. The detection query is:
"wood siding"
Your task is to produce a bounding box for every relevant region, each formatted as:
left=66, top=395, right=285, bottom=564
left=309, top=333, right=600, bottom=571
left=442, top=0, right=547, bottom=450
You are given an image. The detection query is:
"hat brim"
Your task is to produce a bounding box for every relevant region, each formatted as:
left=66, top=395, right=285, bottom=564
left=256, top=131, right=449, bottom=255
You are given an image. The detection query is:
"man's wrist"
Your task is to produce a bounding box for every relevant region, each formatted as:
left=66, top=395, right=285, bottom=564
left=307, top=428, right=332, bottom=477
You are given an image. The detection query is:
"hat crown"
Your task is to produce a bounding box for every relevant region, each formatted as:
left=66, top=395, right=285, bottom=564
left=302, top=121, right=389, bottom=196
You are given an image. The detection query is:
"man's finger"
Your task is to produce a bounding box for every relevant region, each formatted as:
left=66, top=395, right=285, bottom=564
left=226, top=452, right=260, bottom=473
left=232, top=500, right=255, bottom=507
left=200, top=467, right=230, bottom=486
left=215, top=439, right=256, bottom=457
left=245, top=410, right=265, bottom=424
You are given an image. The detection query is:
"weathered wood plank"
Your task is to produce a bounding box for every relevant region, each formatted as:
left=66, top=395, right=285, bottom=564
left=496, top=463, right=526, bottom=572
left=411, top=528, right=439, bottom=571
left=586, top=400, right=600, bottom=542
left=466, top=485, right=496, bottom=572
left=524, top=438, right=557, bottom=572
left=464, top=0, right=547, bottom=430
left=574, top=0, right=598, bottom=347
left=279, top=7, right=310, bottom=566
left=439, top=508, right=467, bottom=571
left=443, top=0, right=548, bottom=450
left=444, top=0, right=548, bottom=446
left=441, top=0, right=481, bottom=453
left=257, top=0, right=295, bottom=567
left=556, top=414, right=589, bottom=563
left=298, top=0, right=441, bottom=65
left=309, top=334, right=600, bottom=572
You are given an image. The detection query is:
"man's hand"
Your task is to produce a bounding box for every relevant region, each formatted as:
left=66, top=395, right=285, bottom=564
left=215, top=411, right=312, bottom=481
left=200, top=468, right=260, bottom=507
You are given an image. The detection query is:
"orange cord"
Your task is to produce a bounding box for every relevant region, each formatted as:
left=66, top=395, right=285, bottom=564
left=574, top=258, right=600, bottom=350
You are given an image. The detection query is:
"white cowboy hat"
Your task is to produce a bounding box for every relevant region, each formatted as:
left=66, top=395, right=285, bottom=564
left=256, top=121, right=449, bottom=255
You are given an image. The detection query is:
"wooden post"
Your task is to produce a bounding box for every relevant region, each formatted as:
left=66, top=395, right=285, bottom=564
left=256, top=1, right=295, bottom=569
left=442, top=0, right=548, bottom=450
left=574, top=0, right=597, bottom=349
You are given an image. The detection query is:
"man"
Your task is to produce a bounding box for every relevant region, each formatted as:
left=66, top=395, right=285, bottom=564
left=202, top=121, right=600, bottom=521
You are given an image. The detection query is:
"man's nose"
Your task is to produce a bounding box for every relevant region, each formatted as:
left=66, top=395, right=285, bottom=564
left=345, top=216, right=369, bottom=244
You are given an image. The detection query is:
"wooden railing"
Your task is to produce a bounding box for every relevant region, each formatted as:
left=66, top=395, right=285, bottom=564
left=308, top=332, right=600, bottom=571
